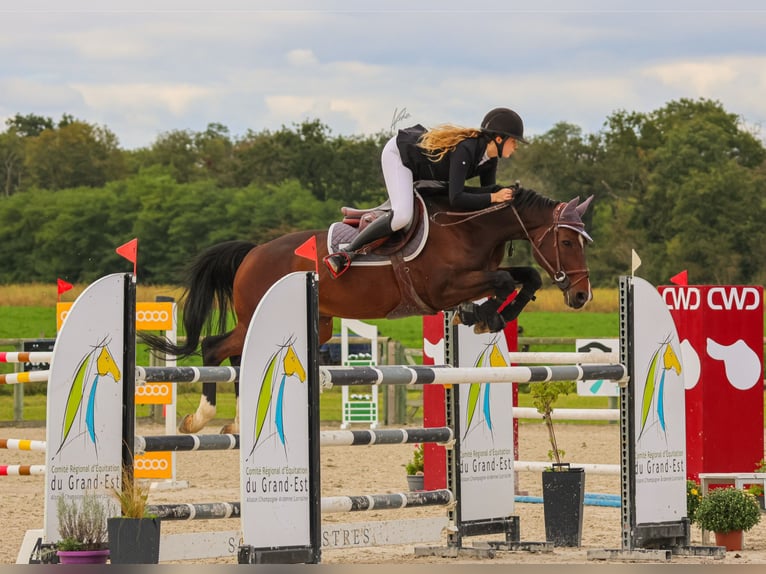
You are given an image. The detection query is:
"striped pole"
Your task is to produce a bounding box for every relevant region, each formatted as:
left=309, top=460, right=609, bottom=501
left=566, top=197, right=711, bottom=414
left=322, top=489, right=454, bottom=513
left=0, top=438, right=47, bottom=451
left=1, top=427, right=455, bottom=457
left=0, top=464, right=46, bottom=476
left=319, top=364, right=628, bottom=388
left=0, top=352, right=53, bottom=363
left=148, top=501, right=240, bottom=521
left=136, top=427, right=454, bottom=454
left=319, top=427, right=453, bottom=447
left=0, top=371, right=50, bottom=385
left=136, top=363, right=628, bottom=387
left=505, top=352, right=618, bottom=364
left=136, top=366, right=239, bottom=384
left=138, top=434, right=240, bottom=453
left=146, top=490, right=454, bottom=520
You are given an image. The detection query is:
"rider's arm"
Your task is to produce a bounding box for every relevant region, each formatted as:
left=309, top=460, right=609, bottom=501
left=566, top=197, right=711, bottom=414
left=447, top=143, right=494, bottom=210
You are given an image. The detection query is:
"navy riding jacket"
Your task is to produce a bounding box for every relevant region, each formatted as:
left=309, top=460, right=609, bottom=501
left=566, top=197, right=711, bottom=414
left=396, top=124, right=498, bottom=211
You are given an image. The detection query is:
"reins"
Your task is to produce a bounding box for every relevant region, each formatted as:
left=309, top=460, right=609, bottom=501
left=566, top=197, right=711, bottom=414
left=429, top=202, right=510, bottom=226
left=430, top=198, right=589, bottom=292
left=511, top=203, right=589, bottom=291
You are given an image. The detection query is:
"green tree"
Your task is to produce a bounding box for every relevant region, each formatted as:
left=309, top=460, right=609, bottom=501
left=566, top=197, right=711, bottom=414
left=24, top=120, right=126, bottom=190
left=5, top=113, right=54, bottom=137
left=0, top=130, right=25, bottom=197
left=142, top=129, right=200, bottom=183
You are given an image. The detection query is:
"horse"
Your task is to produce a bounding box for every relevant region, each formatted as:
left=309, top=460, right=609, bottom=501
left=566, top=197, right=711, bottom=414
left=141, top=186, right=595, bottom=434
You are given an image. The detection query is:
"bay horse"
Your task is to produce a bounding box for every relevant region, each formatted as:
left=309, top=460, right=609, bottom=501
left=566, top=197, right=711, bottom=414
left=141, top=186, right=595, bottom=434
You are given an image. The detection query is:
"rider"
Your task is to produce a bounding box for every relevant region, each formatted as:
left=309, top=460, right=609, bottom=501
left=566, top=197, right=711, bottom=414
left=324, top=107, right=528, bottom=277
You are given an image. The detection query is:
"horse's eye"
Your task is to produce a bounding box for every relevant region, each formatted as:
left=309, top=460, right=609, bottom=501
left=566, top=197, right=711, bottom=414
left=562, top=239, right=573, bottom=247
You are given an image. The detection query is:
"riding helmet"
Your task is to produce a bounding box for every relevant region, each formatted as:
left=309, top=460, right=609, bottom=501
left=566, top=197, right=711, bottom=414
left=481, top=107, right=528, bottom=143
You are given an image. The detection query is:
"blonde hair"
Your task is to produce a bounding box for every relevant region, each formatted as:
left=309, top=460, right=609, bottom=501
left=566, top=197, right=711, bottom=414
left=417, top=124, right=482, bottom=162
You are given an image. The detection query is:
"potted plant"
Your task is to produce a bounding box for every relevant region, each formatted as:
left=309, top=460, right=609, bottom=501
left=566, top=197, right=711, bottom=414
left=405, top=443, right=425, bottom=491
left=695, top=486, right=761, bottom=551
left=531, top=379, right=584, bottom=547
left=108, top=468, right=162, bottom=564
left=56, top=491, right=111, bottom=564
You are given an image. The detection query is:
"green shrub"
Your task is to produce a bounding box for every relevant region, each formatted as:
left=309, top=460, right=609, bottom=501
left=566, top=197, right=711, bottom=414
left=56, top=492, right=109, bottom=550
left=695, top=487, right=761, bottom=534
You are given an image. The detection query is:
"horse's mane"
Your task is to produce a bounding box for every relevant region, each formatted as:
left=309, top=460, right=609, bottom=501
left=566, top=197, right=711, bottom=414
left=420, top=184, right=559, bottom=215
left=511, top=186, right=559, bottom=212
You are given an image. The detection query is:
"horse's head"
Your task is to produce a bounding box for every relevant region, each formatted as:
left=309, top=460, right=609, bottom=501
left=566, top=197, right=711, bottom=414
left=528, top=195, right=594, bottom=309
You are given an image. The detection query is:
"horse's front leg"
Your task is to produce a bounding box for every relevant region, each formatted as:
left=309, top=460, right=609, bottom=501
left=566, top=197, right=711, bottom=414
left=451, top=270, right=517, bottom=333
left=497, top=266, right=543, bottom=324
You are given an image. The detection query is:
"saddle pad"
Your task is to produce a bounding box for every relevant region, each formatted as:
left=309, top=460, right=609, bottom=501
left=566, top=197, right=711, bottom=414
left=327, top=193, right=429, bottom=266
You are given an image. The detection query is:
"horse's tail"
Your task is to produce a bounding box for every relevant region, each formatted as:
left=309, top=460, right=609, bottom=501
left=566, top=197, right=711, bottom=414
left=140, top=240, right=256, bottom=359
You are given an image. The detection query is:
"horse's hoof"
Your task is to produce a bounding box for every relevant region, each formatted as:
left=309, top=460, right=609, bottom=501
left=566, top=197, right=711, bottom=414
left=178, top=415, right=199, bottom=434
left=473, top=322, right=490, bottom=334
left=220, top=423, right=239, bottom=435
left=451, top=313, right=463, bottom=325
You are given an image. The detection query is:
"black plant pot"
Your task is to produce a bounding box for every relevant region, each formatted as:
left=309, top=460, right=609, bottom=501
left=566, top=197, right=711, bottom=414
left=541, top=463, right=585, bottom=547
left=107, top=517, right=161, bottom=564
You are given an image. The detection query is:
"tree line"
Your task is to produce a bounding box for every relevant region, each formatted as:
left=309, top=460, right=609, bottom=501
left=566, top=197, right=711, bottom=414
left=1, top=98, right=764, bottom=288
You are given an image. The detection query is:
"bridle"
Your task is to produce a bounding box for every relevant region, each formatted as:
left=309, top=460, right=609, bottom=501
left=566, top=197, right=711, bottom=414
left=511, top=202, right=590, bottom=292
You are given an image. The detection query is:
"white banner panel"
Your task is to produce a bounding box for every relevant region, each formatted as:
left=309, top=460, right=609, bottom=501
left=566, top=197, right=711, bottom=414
left=44, top=274, right=125, bottom=542
left=456, top=325, right=515, bottom=521
left=632, top=277, right=687, bottom=524
left=240, top=272, right=311, bottom=549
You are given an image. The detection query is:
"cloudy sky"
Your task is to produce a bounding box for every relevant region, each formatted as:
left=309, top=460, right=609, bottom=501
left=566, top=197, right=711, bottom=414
left=2, top=0, right=764, bottom=149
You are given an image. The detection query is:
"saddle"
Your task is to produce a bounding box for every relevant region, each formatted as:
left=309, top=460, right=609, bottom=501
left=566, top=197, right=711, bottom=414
left=327, top=192, right=429, bottom=263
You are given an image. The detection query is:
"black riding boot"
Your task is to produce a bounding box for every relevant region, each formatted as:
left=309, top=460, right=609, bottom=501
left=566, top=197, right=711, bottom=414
left=324, top=212, right=394, bottom=277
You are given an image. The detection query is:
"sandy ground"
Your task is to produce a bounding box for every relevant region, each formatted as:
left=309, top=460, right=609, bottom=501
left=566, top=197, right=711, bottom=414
left=3, top=420, right=766, bottom=565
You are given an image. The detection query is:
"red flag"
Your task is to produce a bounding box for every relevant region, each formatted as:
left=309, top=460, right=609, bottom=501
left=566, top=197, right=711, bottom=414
left=294, top=235, right=318, bottom=275
left=56, top=278, right=73, bottom=301
left=670, top=270, right=688, bottom=286
left=116, top=238, right=138, bottom=276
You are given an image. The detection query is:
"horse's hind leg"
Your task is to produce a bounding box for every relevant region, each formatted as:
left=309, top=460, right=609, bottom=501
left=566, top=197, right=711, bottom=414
left=178, top=381, right=219, bottom=434
left=178, top=328, right=245, bottom=434
left=220, top=358, right=240, bottom=435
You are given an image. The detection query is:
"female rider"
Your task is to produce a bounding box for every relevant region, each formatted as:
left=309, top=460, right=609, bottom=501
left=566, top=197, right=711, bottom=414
left=324, top=107, right=528, bottom=277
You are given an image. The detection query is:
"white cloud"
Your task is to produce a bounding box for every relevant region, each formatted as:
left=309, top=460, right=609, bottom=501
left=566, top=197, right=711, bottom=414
left=71, top=83, right=214, bottom=116
left=286, top=49, right=319, bottom=67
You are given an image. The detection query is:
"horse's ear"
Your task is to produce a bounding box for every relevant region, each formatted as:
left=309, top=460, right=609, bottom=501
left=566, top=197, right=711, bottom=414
left=575, top=195, right=594, bottom=217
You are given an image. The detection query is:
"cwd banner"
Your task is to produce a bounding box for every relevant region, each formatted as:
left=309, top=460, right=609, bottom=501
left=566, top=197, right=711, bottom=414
left=658, top=284, right=763, bottom=480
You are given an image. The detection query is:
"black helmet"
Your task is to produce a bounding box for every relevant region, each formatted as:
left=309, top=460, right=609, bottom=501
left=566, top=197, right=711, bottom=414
left=481, top=107, right=528, bottom=143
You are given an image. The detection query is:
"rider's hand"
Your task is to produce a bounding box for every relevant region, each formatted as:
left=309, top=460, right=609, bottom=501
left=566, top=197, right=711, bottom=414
left=490, top=187, right=514, bottom=203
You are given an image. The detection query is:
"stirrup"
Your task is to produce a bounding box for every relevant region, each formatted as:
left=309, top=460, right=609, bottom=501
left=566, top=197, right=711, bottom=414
left=323, top=252, right=352, bottom=279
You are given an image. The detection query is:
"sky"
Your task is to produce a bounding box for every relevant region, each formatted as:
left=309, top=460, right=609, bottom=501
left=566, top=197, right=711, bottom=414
left=2, top=1, right=765, bottom=149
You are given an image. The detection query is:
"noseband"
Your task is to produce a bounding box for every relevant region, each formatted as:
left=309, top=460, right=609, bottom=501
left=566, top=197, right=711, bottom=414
left=511, top=203, right=590, bottom=292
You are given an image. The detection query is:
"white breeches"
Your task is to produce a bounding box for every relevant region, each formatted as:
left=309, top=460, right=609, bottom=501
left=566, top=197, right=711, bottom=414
left=381, top=136, right=415, bottom=231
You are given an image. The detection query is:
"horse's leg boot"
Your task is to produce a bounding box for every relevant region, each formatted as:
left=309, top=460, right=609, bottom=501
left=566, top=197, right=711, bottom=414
left=454, top=302, right=480, bottom=326
left=500, top=290, right=536, bottom=324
